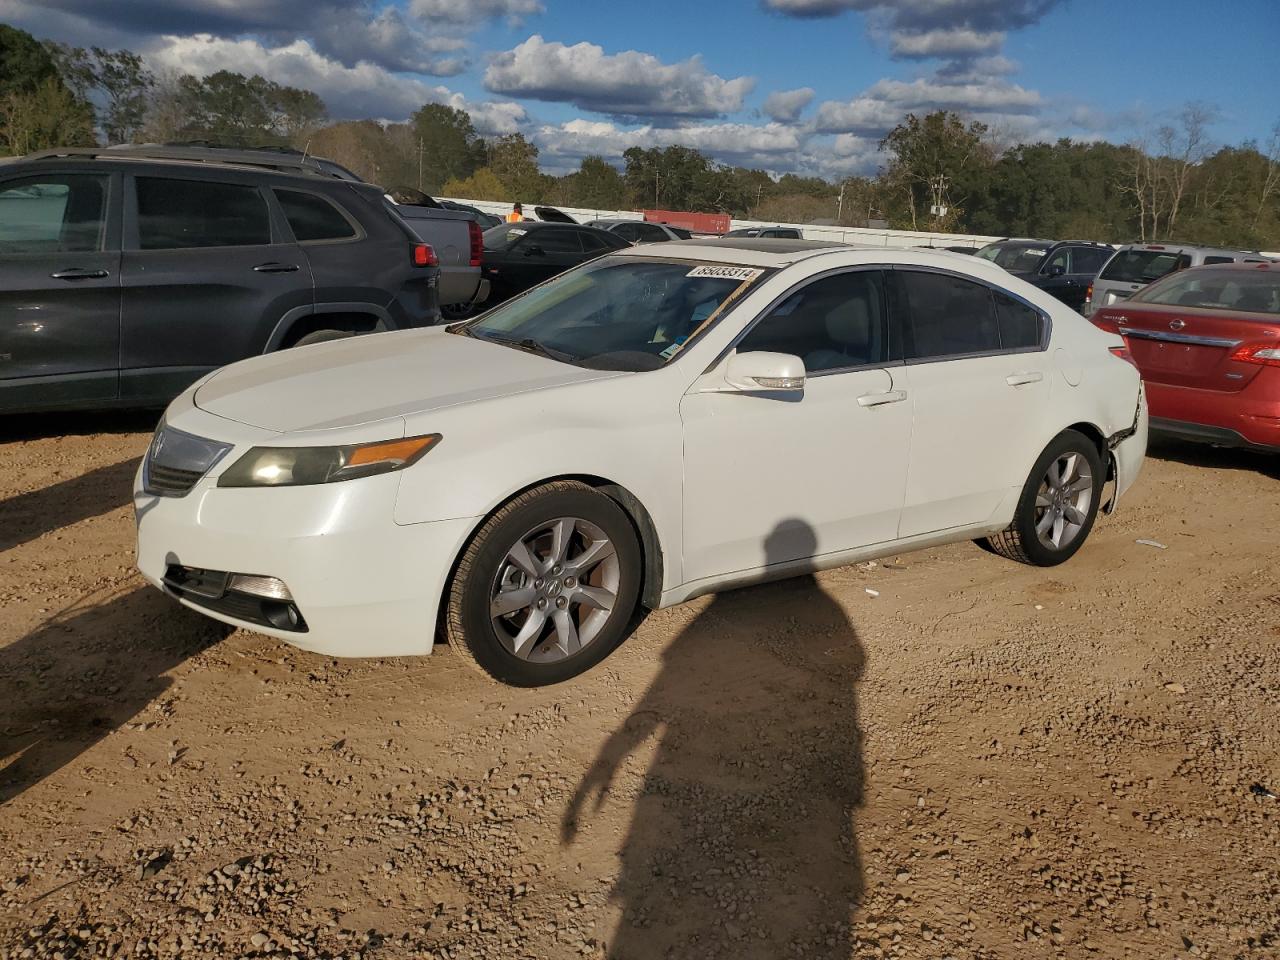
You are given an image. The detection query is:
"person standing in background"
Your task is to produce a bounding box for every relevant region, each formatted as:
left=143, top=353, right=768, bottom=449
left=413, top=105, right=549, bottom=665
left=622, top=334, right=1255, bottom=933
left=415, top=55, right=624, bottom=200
left=507, top=202, right=524, bottom=223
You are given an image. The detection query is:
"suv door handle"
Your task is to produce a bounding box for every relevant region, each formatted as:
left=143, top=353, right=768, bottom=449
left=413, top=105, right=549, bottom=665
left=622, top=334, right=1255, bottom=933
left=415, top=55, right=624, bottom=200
left=1006, top=372, right=1044, bottom=386
left=50, top=268, right=109, bottom=280
left=252, top=262, right=300, bottom=273
left=857, top=389, right=907, bottom=407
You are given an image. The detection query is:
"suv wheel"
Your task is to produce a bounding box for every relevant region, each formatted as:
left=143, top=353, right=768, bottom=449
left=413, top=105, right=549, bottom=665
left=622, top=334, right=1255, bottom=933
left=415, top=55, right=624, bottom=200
left=986, top=429, right=1104, bottom=567
left=445, top=481, right=642, bottom=686
left=292, top=329, right=355, bottom=348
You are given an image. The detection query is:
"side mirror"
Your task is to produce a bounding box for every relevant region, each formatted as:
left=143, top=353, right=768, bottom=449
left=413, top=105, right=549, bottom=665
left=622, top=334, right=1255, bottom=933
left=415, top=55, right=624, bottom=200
left=722, top=351, right=806, bottom=393
left=1048, top=264, right=1066, bottom=277
left=524, top=244, right=544, bottom=257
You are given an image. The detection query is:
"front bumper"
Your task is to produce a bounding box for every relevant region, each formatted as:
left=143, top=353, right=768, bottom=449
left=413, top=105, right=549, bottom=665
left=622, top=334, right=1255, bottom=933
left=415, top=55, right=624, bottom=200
left=134, top=466, right=478, bottom=658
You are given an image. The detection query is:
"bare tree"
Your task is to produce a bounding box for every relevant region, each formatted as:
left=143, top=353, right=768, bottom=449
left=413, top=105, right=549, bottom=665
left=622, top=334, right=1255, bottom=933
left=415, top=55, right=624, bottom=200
left=1253, top=119, right=1280, bottom=231
left=1159, top=101, right=1217, bottom=238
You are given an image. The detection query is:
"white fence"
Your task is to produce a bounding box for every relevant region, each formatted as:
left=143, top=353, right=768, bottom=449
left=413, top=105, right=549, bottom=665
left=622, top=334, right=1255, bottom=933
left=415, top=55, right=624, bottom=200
left=439, top=197, right=1001, bottom=250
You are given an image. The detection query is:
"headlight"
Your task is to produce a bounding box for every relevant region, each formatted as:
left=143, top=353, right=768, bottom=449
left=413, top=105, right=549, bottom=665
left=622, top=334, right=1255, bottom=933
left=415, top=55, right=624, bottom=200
left=217, top=434, right=441, bottom=488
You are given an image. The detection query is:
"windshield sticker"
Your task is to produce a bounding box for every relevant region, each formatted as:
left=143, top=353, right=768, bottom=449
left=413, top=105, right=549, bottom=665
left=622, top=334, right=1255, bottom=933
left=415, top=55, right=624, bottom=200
left=507, top=228, right=527, bottom=238
left=659, top=342, right=682, bottom=360
left=686, top=265, right=763, bottom=281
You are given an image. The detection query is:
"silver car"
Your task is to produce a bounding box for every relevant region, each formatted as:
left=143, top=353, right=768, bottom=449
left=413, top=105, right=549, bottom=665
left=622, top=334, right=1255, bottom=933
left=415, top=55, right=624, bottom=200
left=1085, top=243, right=1273, bottom=316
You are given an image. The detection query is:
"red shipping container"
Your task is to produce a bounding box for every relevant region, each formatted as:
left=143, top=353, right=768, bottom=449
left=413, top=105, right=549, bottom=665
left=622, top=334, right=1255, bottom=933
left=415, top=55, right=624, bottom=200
left=643, top=209, right=730, bottom=235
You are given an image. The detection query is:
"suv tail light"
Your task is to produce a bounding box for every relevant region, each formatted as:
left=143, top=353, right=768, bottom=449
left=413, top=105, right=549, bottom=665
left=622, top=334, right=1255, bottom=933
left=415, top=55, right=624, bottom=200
left=412, top=243, right=438, bottom=267
left=1229, top=343, right=1280, bottom=368
left=1109, top=345, right=1138, bottom=369
left=467, top=221, right=483, bottom=268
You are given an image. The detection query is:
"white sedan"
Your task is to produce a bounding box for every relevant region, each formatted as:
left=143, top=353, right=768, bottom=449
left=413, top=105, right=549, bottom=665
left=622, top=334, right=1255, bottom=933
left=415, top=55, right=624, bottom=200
left=134, top=240, right=1148, bottom=685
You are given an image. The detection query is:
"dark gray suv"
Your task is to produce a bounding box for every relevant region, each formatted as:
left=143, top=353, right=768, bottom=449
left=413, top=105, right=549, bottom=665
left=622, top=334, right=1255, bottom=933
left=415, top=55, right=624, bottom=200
left=0, top=146, right=441, bottom=414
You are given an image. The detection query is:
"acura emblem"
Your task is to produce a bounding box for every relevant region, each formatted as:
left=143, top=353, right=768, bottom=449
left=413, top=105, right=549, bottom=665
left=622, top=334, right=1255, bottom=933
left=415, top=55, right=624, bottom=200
left=1169, top=319, right=1186, bottom=331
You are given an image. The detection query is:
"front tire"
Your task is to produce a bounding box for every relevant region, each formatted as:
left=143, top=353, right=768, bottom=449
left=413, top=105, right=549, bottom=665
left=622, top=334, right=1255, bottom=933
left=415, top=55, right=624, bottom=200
left=445, top=482, right=642, bottom=686
left=986, top=429, right=1104, bottom=567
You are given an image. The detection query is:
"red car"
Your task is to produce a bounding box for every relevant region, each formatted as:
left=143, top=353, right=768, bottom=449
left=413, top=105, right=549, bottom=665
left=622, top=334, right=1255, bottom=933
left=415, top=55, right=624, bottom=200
left=1091, top=262, right=1280, bottom=452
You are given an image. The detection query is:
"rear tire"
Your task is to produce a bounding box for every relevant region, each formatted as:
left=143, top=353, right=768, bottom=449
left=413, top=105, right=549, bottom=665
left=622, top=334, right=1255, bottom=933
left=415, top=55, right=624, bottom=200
left=445, top=482, right=642, bottom=686
left=291, top=329, right=354, bottom=348
left=986, top=429, right=1104, bottom=567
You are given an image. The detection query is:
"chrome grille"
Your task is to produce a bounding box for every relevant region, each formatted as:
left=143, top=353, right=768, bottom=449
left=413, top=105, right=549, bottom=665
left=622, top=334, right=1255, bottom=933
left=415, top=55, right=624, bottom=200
left=143, top=424, right=232, bottom=497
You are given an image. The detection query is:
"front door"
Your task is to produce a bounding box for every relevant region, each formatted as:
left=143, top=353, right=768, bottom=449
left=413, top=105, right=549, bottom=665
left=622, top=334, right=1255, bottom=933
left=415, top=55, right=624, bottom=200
left=679, top=269, right=913, bottom=584
left=0, top=171, right=120, bottom=411
left=890, top=268, right=1052, bottom=538
left=119, top=174, right=312, bottom=404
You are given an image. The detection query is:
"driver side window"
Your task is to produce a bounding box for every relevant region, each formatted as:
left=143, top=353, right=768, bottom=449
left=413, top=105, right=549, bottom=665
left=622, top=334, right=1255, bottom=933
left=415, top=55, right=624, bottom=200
left=736, top=271, right=888, bottom=373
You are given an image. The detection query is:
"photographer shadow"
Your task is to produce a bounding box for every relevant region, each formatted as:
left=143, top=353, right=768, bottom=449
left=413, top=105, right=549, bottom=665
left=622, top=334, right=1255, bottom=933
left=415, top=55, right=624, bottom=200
left=564, top=519, right=866, bottom=958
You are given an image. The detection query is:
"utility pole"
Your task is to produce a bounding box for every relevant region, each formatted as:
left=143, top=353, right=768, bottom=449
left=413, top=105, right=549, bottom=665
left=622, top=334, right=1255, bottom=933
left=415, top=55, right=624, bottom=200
left=654, top=164, right=659, bottom=208
left=418, top=137, right=424, bottom=192
left=837, top=180, right=846, bottom=224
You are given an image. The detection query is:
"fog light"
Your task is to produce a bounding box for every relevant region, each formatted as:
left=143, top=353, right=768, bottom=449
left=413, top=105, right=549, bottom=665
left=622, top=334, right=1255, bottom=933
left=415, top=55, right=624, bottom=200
left=228, top=574, right=293, bottom=601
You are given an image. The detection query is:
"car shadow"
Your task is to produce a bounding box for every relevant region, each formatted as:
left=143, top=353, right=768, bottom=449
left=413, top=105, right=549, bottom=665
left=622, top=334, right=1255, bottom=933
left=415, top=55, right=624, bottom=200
left=562, top=520, right=866, bottom=958
left=0, top=586, right=231, bottom=805
left=1147, top=436, right=1280, bottom=480
left=0, top=456, right=142, bottom=553
left=0, top=409, right=159, bottom=443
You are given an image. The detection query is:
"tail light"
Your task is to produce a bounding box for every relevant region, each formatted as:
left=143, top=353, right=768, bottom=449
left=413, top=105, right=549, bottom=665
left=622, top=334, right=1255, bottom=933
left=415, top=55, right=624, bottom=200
left=467, top=221, right=483, bottom=268
left=412, top=243, right=438, bottom=267
left=1229, top=343, right=1280, bottom=368
left=1109, top=345, right=1138, bottom=369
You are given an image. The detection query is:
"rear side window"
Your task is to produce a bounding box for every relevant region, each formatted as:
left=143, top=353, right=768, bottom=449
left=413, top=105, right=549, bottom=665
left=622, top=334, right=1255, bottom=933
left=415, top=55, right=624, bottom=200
left=1101, top=249, right=1187, bottom=284
left=635, top=223, right=669, bottom=242
left=897, top=271, right=1001, bottom=360
left=525, top=229, right=582, bottom=254
left=737, top=270, right=887, bottom=373
left=993, top=290, right=1045, bottom=350
left=578, top=230, right=612, bottom=252
left=275, top=189, right=356, bottom=242
left=611, top=223, right=638, bottom=241
left=1071, top=247, right=1110, bottom=275
left=0, top=174, right=108, bottom=254
left=1202, top=256, right=1234, bottom=265
left=136, top=178, right=270, bottom=249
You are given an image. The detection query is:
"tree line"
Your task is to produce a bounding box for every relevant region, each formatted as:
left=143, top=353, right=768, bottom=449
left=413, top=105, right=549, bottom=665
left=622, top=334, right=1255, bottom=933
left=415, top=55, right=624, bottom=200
left=2, top=22, right=1277, bottom=249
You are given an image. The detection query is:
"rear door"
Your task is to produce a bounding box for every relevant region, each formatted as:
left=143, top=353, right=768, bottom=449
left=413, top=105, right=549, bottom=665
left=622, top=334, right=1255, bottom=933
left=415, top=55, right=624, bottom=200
left=515, top=228, right=584, bottom=286
left=891, top=268, right=1052, bottom=538
left=119, top=173, right=313, bottom=404
left=0, top=171, right=121, bottom=410
left=1041, top=246, right=1110, bottom=312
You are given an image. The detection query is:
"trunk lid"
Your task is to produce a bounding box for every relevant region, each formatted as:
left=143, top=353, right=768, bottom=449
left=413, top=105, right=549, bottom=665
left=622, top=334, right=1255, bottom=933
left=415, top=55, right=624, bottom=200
left=1093, top=304, right=1280, bottom=392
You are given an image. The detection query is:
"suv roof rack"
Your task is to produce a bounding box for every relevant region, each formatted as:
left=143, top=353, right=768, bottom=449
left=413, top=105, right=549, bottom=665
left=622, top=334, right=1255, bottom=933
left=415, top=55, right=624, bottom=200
left=23, top=144, right=364, bottom=181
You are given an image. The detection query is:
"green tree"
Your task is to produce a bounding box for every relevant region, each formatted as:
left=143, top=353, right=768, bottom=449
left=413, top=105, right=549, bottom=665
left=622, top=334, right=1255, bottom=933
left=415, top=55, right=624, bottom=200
left=565, top=155, right=627, bottom=208
left=487, top=132, right=542, bottom=199
left=879, top=112, right=993, bottom=231
left=47, top=43, right=155, bottom=144
left=623, top=146, right=746, bottom=212
left=441, top=166, right=507, bottom=201
left=165, top=71, right=326, bottom=146
left=410, top=104, right=485, bottom=194
left=0, top=24, right=59, bottom=99
left=0, top=76, right=95, bottom=155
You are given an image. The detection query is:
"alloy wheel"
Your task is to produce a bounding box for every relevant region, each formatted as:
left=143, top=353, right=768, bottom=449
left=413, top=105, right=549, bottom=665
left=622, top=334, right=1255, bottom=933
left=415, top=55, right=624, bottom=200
left=489, top=517, right=620, bottom=662
left=1034, top=452, right=1094, bottom=550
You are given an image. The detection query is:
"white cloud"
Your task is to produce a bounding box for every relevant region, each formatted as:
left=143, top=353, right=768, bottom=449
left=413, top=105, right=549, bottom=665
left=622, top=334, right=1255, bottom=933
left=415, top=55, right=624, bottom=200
left=814, top=76, right=1041, bottom=135
left=889, top=27, right=1003, bottom=58
left=410, top=0, right=543, bottom=24
left=762, top=87, right=816, bottom=123
left=484, top=35, right=754, bottom=120
left=147, top=33, right=524, bottom=130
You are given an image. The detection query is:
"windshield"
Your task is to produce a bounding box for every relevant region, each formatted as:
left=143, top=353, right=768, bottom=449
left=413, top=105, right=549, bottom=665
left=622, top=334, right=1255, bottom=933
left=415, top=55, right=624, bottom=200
left=1132, top=269, right=1280, bottom=315
left=459, top=258, right=766, bottom=372
left=1100, top=249, right=1190, bottom=284
left=976, top=243, right=1050, bottom=272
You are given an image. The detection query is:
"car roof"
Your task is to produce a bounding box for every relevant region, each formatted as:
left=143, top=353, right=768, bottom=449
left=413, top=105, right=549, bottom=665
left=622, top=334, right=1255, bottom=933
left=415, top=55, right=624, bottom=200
left=623, top=237, right=878, bottom=266
left=1112, top=241, right=1258, bottom=256
left=9, top=149, right=359, bottom=190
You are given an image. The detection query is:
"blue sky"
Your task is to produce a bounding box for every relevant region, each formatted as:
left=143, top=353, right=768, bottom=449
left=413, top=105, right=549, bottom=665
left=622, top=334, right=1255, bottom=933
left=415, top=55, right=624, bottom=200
left=7, top=0, right=1278, bottom=178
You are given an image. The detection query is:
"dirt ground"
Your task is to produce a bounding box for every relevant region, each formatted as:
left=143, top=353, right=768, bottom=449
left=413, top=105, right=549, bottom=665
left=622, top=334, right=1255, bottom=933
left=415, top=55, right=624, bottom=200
left=0, top=412, right=1277, bottom=960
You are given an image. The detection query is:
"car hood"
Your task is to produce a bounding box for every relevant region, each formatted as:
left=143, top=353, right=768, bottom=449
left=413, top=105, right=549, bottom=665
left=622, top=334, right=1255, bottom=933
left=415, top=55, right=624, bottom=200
left=194, top=328, right=625, bottom=433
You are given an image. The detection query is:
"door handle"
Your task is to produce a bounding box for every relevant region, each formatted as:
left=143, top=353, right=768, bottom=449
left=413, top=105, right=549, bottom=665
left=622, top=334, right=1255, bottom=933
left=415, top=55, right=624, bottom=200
left=252, top=262, right=300, bottom=273
left=857, top=389, right=907, bottom=407
left=1005, top=372, right=1044, bottom=386
left=50, top=268, right=109, bottom=280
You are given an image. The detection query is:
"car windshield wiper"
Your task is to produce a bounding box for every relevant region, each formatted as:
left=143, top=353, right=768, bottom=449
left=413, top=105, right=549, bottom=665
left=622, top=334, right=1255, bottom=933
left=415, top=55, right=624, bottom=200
left=481, top=334, right=578, bottom=363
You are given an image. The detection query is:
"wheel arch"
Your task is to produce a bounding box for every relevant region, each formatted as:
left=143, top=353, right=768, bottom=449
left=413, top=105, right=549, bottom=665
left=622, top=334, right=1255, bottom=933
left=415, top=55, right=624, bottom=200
left=265, top=302, right=393, bottom=352
left=434, top=473, right=665, bottom=642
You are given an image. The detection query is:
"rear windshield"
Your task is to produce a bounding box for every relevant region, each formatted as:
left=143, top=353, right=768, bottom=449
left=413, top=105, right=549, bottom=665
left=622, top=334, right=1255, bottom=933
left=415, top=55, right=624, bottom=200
left=976, top=243, right=1050, bottom=272
left=1101, top=249, right=1191, bottom=284
left=1132, top=269, right=1280, bottom=315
